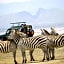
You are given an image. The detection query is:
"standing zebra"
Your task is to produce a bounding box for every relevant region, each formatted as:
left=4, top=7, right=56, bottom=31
left=20, top=28, right=59, bottom=62
left=41, top=28, right=59, bottom=59
left=41, top=28, right=64, bottom=60
left=0, top=30, right=27, bottom=64
left=8, top=29, right=54, bottom=63
left=47, top=33, right=64, bottom=60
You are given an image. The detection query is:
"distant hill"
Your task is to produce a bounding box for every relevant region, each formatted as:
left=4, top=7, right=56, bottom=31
left=0, top=8, right=64, bottom=28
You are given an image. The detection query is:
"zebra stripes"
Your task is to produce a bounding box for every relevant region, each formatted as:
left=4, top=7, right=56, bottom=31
left=19, top=35, right=48, bottom=49
left=0, top=30, right=27, bottom=64
left=0, top=39, right=18, bottom=64
left=41, top=29, right=64, bottom=60
left=40, top=28, right=58, bottom=60
left=0, top=41, right=10, bottom=53
left=8, top=29, right=54, bottom=63
left=54, top=34, right=64, bottom=47
left=48, top=34, right=64, bottom=60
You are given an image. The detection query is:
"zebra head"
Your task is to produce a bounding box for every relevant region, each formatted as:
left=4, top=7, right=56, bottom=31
left=43, top=29, right=50, bottom=35
left=8, top=29, right=27, bottom=40
left=40, top=29, right=50, bottom=36
left=41, top=27, right=59, bottom=36
left=50, top=27, right=59, bottom=36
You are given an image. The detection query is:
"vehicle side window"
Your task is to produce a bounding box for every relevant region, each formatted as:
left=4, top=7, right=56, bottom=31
left=6, top=30, right=11, bottom=34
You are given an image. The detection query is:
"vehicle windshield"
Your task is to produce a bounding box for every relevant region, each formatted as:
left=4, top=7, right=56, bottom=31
left=27, top=26, right=32, bottom=31
left=6, top=29, right=11, bottom=34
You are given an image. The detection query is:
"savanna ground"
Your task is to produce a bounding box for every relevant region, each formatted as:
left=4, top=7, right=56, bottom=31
left=0, top=47, right=64, bottom=64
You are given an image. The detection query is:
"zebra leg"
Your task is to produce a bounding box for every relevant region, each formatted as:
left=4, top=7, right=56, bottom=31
left=13, top=50, right=17, bottom=64
left=49, top=48, right=52, bottom=59
left=42, top=48, right=49, bottom=61
left=21, top=50, right=27, bottom=63
left=42, top=52, right=46, bottom=61
left=29, top=50, right=35, bottom=61
left=49, top=46, right=55, bottom=60
left=45, top=51, right=49, bottom=61
left=51, top=48, right=55, bottom=60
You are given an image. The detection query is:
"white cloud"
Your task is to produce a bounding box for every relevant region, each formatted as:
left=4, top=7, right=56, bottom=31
left=0, top=0, right=31, bottom=3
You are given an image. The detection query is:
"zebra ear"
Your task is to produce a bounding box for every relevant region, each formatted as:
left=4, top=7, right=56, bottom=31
left=40, top=29, right=43, bottom=33
left=40, top=29, right=45, bottom=35
left=40, top=29, right=43, bottom=32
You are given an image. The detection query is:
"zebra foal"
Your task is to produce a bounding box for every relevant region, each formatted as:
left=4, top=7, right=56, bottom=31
left=0, top=30, right=26, bottom=64
left=8, top=29, right=54, bottom=63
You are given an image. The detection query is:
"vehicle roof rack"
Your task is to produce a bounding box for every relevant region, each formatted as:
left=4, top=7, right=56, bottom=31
left=10, top=22, right=26, bottom=24
left=10, top=22, right=26, bottom=26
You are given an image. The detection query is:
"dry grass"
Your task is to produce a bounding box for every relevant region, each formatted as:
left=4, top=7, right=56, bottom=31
left=0, top=47, right=64, bottom=64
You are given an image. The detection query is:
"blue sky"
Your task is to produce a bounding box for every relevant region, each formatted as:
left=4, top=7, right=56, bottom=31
left=0, top=0, right=64, bottom=16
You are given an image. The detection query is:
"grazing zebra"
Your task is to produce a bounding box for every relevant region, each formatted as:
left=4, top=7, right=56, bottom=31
left=8, top=29, right=54, bottom=63
left=0, top=30, right=27, bottom=64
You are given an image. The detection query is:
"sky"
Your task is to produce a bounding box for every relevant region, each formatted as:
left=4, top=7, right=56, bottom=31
left=0, top=0, right=64, bottom=30
left=0, top=0, right=31, bottom=3
left=0, top=0, right=64, bottom=16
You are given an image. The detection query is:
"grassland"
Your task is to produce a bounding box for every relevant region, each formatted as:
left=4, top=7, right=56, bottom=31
left=0, top=47, right=64, bottom=64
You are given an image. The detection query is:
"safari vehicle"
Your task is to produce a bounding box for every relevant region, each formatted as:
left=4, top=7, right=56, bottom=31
left=0, top=22, right=34, bottom=41
left=0, top=28, right=11, bottom=41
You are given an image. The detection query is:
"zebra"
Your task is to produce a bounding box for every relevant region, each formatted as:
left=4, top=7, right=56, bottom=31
left=41, top=28, right=64, bottom=60
left=8, top=29, right=54, bottom=63
left=0, top=30, right=27, bottom=64
left=48, top=33, right=64, bottom=60
left=40, top=28, right=56, bottom=60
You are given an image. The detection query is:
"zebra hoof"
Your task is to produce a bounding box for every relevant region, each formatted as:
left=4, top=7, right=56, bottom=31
left=31, top=58, right=35, bottom=61
left=42, top=59, right=45, bottom=62
left=51, top=56, right=55, bottom=60
left=15, top=61, right=17, bottom=64
left=47, top=58, right=49, bottom=61
left=23, top=59, right=27, bottom=63
left=25, top=59, right=27, bottom=63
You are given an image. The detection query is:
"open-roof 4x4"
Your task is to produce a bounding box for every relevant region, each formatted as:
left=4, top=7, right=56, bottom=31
left=0, top=22, right=34, bottom=41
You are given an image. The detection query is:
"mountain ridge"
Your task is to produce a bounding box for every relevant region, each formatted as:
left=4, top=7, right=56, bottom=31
left=0, top=8, right=64, bottom=28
